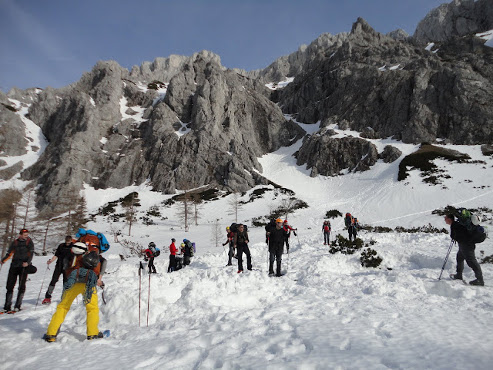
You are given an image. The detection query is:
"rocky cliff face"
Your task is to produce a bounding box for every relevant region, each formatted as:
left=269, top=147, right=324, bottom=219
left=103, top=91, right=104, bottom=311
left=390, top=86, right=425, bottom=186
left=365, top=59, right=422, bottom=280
left=17, top=51, right=304, bottom=211
left=2, top=0, right=493, bottom=214
left=277, top=17, right=493, bottom=145
left=414, top=0, right=493, bottom=44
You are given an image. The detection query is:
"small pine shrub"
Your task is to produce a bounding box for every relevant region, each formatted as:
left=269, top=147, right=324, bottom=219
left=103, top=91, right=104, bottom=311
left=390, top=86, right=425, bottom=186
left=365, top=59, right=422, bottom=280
left=325, top=210, right=342, bottom=219
left=360, top=248, right=383, bottom=268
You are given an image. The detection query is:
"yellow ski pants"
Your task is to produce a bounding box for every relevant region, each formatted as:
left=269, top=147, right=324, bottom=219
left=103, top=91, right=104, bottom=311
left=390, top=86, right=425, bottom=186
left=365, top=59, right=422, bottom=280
left=46, top=282, right=99, bottom=337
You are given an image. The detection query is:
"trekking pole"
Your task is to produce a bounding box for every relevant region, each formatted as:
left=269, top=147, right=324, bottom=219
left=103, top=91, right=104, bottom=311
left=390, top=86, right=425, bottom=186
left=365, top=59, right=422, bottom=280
left=100, top=282, right=106, bottom=305
left=438, top=240, right=455, bottom=280
left=139, top=261, right=143, bottom=327
left=147, top=270, right=151, bottom=327
left=35, top=265, right=50, bottom=310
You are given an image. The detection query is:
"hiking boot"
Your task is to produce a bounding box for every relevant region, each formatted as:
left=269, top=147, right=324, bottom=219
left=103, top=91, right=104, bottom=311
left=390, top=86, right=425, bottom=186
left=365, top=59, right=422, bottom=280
left=451, top=274, right=463, bottom=280
left=43, top=334, right=57, bottom=343
left=226, top=263, right=232, bottom=266
left=269, top=271, right=274, bottom=275
left=42, top=298, right=51, bottom=305
left=13, top=307, right=21, bottom=312
left=237, top=270, right=243, bottom=274
left=87, top=332, right=104, bottom=340
left=469, top=279, right=484, bottom=286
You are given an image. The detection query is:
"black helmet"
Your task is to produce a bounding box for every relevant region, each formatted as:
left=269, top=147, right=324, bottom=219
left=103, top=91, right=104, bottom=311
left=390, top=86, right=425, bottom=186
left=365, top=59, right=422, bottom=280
left=82, top=251, right=99, bottom=269
left=149, top=242, right=156, bottom=248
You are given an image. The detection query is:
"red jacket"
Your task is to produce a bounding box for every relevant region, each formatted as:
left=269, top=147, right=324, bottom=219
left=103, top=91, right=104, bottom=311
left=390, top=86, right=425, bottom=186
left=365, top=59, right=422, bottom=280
left=169, top=242, right=177, bottom=256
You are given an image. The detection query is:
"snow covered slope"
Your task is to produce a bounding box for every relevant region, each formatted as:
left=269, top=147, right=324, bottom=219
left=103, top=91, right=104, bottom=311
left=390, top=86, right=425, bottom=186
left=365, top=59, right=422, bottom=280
left=1, top=127, right=492, bottom=369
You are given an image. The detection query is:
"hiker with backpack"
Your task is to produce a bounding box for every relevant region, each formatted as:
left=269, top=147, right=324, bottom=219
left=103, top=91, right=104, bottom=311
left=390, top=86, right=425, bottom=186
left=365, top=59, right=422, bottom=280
left=1, top=228, right=35, bottom=313
left=282, top=220, right=297, bottom=253
left=234, top=224, right=252, bottom=273
left=42, top=235, right=74, bottom=305
left=44, top=230, right=110, bottom=342
left=144, top=242, right=159, bottom=274
left=445, top=213, right=484, bottom=286
left=168, top=238, right=177, bottom=272
left=347, top=216, right=358, bottom=241
left=223, top=226, right=235, bottom=266
left=322, top=220, right=331, bottom=245
left=265, top=219, right=276, bottom=244
left=266, top=218, right=288, bottom=277
left=182, top=239, right=194, bottom=266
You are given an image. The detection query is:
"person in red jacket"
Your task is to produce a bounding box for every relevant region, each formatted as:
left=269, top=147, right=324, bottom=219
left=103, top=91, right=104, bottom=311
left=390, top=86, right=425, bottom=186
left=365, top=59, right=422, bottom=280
left=168, top=238, right=177, bottom=273
left=222, top=226, right=235, bottom=266
left=322, top=220, right=331, bottom=245
left=282, top=220, right=297, bottom=253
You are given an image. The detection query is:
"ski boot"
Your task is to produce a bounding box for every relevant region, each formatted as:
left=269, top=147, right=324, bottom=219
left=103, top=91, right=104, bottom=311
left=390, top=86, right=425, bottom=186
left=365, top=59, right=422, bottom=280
left=42, top=298, right=51, bottom=305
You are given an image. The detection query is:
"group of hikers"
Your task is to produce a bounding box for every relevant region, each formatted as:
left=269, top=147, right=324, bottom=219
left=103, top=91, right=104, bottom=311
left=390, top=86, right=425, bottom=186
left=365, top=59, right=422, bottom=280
left=0, top=208, right=485, bottom=342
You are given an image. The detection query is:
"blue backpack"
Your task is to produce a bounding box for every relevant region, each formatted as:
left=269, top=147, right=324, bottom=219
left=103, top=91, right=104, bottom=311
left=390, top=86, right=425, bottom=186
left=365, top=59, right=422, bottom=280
left=75, top=228, right=111, bottom=252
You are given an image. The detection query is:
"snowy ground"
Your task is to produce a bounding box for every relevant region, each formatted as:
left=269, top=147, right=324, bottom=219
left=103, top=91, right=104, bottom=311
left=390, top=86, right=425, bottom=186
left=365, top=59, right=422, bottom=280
left=1, top=125, right=493, bottom=369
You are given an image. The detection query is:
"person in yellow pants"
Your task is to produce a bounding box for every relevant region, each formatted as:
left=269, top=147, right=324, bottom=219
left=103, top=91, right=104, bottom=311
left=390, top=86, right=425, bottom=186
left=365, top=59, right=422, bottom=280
left=45, top=282, right=99, bottom=341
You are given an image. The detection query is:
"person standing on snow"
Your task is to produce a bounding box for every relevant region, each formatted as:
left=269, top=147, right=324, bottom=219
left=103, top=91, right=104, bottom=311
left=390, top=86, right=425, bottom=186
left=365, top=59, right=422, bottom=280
left=223, top=226, right=235, bottom=266
left=445, top=214, right=484, bottom=286
left=1, top=228, right=35, bottom=313
left=42, top=235, right=73, bottom=304
left=348, top=216, right=358, bottom=241
left=44, top=242, right=107, bottom=342
left=282, top=220, right=297, bottom=253
left=168, top=238, right=177, bottom=272
left=322, top=220, right=331, bottom=245
left=267, top=219, right=288, bottom=277
left=182, top=239, right=194, bottom=266
left=234, top=224, right=251, bottom=273
left=143, top=242, right=158, bottom=274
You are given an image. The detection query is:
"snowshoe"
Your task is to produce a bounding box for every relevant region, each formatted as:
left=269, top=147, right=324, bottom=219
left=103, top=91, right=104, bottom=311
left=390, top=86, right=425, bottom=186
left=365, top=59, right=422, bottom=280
left=42, top=298, right=51, bottom=305
left=43, top=334, right=57, bottom=343
left=450, top=274, right=463, bottom=280
left=469, top=279, right=484, bottom=286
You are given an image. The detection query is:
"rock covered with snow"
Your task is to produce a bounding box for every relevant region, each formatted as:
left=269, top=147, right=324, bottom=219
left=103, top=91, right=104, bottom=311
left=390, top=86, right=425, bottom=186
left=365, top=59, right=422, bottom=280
left=414, top=0, right=493, bottom=44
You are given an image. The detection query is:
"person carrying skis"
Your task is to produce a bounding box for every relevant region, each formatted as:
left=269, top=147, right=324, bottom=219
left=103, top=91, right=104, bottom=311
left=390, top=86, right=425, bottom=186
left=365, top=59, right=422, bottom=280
left=42, top=235, right=74, bottom=304
left=234, top=224, right=251, bottom=273
left=223, top=226, right=235, bottom=266
left=445, top=214, right=484, bottom=286
left=267, top=219, right=288, bottom=277
left=1, top=228, right=35, bottom=313
left=44, top=240, right=107, bottom=342
left=182, top=239, right=194, bottom=266
left=322, top=220, right=331, bottom=245
left=168, top=238, right=177, bottom=272
left=282, top=220, right=297, bottom=252
left=144, top=242, right=158, bottom=274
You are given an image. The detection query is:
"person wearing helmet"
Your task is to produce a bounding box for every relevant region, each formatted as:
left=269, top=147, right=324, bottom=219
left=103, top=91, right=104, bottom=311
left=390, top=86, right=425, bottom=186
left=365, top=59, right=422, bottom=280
left=42, top=235, right=74, bottom=305
left=44, top=236, right=107, bottom=342
left=1, top=228, right=35, bottom=313
left=234, top=224, right=251, bottom=273
left=223, top=226, right=235, bottom=266
left=168, top=238, right=177, bottom=273
left=282, top=220, right=297, bottom=253
left=266, top=219, right=288, bottom=277
left=144, top=242, right=158, bottom=274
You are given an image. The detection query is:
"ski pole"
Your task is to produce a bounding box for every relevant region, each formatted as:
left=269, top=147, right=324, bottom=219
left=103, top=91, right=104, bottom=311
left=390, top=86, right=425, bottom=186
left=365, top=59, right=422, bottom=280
left=147, top=270, right=151, bottom=327
left=35, top=265, right=50, bottom=310
left=438, top=240, right=455, bottom=280
left=139, top=261, right=143, bottom=327
left=100, top=282, right=106, bottom=305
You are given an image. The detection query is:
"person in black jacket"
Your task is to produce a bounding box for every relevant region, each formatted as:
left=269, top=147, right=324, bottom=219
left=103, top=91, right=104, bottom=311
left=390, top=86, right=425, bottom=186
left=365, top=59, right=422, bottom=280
left=266, top=218, right=288, bottom=277
left=1, top=228, right=35, bottom=312
left=42, top=235, right=73, bottom=304
left=445, top=214, right=484, bottom=286
left=234, top=224, right=251, bottom=273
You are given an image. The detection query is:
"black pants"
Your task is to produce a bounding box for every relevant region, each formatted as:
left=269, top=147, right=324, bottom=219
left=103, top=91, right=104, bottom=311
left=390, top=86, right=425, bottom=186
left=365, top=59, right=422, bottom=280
left=348, top=227, right=357, bottom=241
left=148, top=257, right=156, bottom=273
left=168, top=255, right=176, bottom=272
left=284, top=237, right=290, bottom=253
left=228, top=242, right=235, bottom=264
left=4, top=265, right=28, bottom=310
left=237, top=243, right=252, bottom=271
left=45, top=263, right=66, bottom=298
left=269, top=245, right=283, bottom=275
left=457, top=243, right=483, bottom=280
left=324, top=231, right=330, bottom=244
left=183, top=255, right=191, bottom=266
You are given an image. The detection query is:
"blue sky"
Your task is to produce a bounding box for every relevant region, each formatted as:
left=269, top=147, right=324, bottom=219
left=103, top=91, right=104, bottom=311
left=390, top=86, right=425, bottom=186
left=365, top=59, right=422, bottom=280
left=0, top=0, right=445, bottom=92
